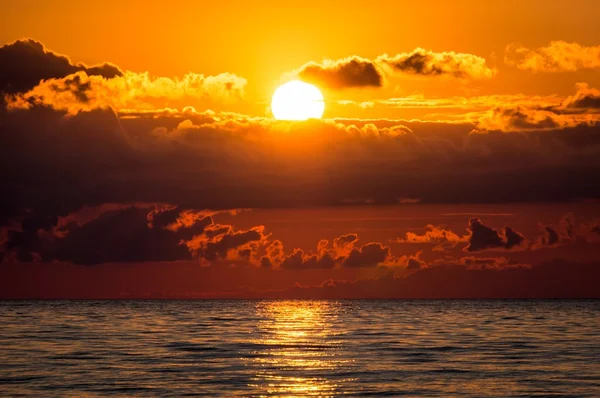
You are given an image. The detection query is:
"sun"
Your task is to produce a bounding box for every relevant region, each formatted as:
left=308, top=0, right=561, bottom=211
left=271, top=80, right=325, bottom=120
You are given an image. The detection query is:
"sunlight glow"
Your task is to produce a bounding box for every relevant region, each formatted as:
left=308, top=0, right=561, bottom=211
left=249, top=300, right=347, bottom=395
left=271, top=80, right=325, bottom=120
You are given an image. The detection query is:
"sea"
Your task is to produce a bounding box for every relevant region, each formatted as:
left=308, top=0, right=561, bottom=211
left=1, top=300, right=599, bottom=397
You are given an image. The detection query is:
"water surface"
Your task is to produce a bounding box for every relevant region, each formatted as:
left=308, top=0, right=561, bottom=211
left=1, top=300, right=599, bottom=396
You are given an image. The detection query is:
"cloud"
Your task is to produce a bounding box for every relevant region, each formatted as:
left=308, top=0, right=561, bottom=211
left=2, top=204, right=599, bottom=299
left=402, top=251, right=427, bottom=270
left=532, top=213, right=576, bottom=250
left=289, top=48, right=494, bottom=91
left=263, top=234, right=395, bottom=270
left=377, top=48, right=495, bottom=79
left=184, top=224, right=269, bottom=263
left=397, top=214, right=597, bottom=255
left=147, top=206, right=242, bottom=233
left=260, top=240, right=285, bottom=268
left=558, top=83, right=600, bottom=112
left=399, top=218, right=531, bottom=253
left=344, top=242, right=390, bottom=267
left=473, top=84, right=600, bottom=132
left=396, top=224, right=469, bottom=251
left=0, top=203, right=261, bottom=265
left=2, top=105, right=600, bottom=229
left=255, top=232, right=429, bottom=271
left=6, top=70, right=247, bottom=113
left=505, top=41, right=600, bottom=72
left=475, top=107, right=565, bottom=132
left=295, top=56, right=384, bottom=89
left=0, top=38, right=122, bottom=94
left=0, top=38, right=246, bottom=112
left=9, top=205, right=193, bottom=264
left=406, top=256, right=424, bottom=270
left=465, top=218, right=528, bottom=252
left=1, top=42, right=600, bottom=226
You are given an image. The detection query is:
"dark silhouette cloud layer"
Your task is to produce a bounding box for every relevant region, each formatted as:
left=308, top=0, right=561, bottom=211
left=0, top=39, right=122, bottom=94
left=296, top=56, right=384, bottom=89
left=377, top=49, right=495, bottom=79
left=465, top=218, right=528, bottom=252
left=290, top=48, right=495, bottom=90
left=2, top=104, right=600, bottom=231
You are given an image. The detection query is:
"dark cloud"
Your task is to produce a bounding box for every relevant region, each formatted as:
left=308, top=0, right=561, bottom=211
left=533, top=214, right=576, bottom=250
left=50, top=73, right=92, bottom=103
left=406, top=257, right=424, bottom=270
left=559, top=83, right=600, bottom=112
left=477, top=107, right=561, bottom=131
left=2, top=105, right=600, bottom=230
left=473, top=84, right=600, bottom=134
left=291, top=49, right=494, bottom=90
left=377, top=49, right=495, bottom=79
left=259, top=240, right=285, bottom=268
left=3, top=205, right=191, bottom=264
left=504, top=227, right=527, bottom=248
left=295, top=56, right=384, bottom=89
left=0, top=38, right=122, bottom=94
left=399, top=214, right=594, bottom=255
left=466, top=218, right=504, bottom=251
left=465, top=218, right=528, bottom=252
left=0, top=204, right=261, bottom=265
left=471, top=83, right=600, bottom=133
left=48, top=206, right=191, bottom=264
left=184, top=224, right=268, bottom=262
left=344, top=242, right=390, bottom=268
left=500, top=108, right=559, bottom=130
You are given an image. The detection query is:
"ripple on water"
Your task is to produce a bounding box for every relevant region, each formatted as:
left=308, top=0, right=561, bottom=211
left=0, top=299, right=599, bottom=397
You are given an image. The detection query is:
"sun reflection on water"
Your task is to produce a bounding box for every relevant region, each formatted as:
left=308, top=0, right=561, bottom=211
left=248, top=300, right=347, bottom=397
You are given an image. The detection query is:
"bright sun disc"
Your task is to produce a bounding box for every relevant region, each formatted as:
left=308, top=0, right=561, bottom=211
left=271, top=80, right=324, bottom=120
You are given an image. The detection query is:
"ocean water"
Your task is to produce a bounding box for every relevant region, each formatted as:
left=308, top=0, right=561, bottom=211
left=0, top=300, right=599, bottom=397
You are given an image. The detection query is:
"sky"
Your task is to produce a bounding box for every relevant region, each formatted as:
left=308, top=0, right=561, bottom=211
left=1, top=0, right=599, bottom=298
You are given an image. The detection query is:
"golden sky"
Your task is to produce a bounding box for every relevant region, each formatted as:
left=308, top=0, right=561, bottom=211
left=3, top=0, right=600, bottom=119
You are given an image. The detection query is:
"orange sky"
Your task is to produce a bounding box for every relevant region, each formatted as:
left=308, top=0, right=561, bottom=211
left=1, top=1, right=600, bottom=298
left=3, top=0, right=600, bottom=118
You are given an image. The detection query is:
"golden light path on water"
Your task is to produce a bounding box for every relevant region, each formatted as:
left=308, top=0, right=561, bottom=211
left=248, top=300, right=349, bottom=396
left=1, top=301, right=599, bottom=396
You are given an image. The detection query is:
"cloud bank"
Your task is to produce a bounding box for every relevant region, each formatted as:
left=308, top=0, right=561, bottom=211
left=505, top=41, right=600, bottom=72
left=0, top=39, right=122, bottom=94
left=290, top=48, right=495, bottom=89
left=377, top=48, right=496, bottom=79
